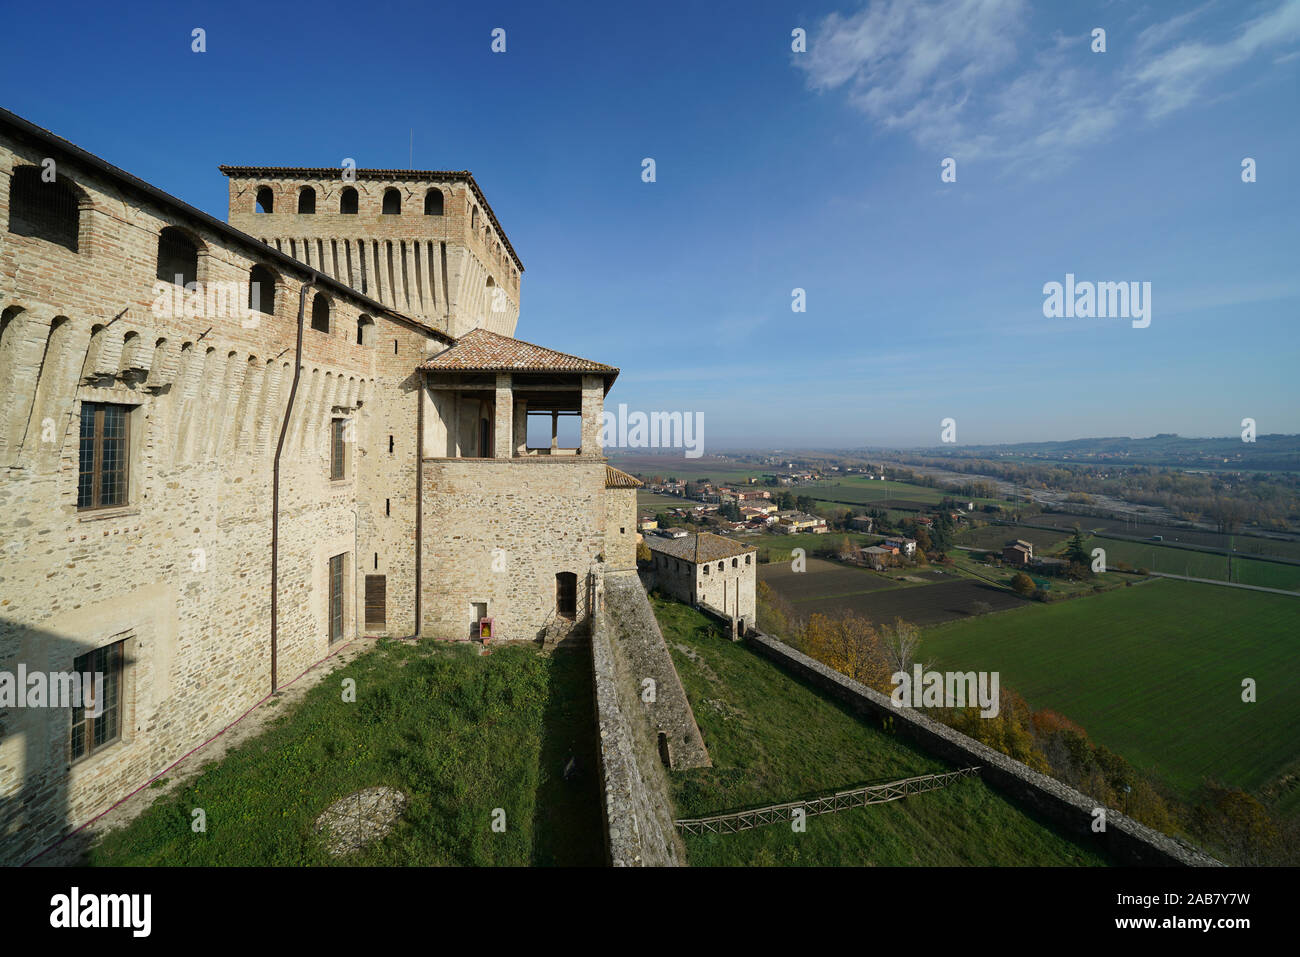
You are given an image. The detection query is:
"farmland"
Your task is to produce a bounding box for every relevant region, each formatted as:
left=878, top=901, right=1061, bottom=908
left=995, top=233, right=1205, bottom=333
left=759, top=558, right=1027, bottom=627
left=1026, top=510, right=1300, bottom=561
left=652, top=596, right=1110, bottom=866
left=919, top=579, right=1300, bottom=816
left=1088, top=536, right=1300, bottom=591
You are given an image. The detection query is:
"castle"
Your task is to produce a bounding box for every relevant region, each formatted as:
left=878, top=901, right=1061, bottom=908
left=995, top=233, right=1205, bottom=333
left=0, top=107, right=641, bottom=864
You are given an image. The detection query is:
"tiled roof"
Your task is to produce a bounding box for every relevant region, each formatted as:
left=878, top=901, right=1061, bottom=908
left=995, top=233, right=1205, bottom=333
left=605, top=466, right=643, bottom=489
left=420, top=328, right=618, bottom=376
left=646, top=532, right=755, bottom=564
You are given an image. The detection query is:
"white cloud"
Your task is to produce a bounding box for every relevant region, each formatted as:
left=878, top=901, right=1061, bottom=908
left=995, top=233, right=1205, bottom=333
left=797, top=0, right=1300, bottom=173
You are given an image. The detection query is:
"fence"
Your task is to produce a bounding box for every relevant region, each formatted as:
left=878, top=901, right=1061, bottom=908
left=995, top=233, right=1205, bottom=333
left=675, top=767, right=979, bottom=835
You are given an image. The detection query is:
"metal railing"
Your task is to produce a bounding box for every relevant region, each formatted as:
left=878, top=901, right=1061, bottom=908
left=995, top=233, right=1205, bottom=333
left=674, top=766, right=980, bottom=835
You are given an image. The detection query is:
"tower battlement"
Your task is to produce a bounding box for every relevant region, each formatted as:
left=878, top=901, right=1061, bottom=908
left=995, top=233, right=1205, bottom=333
left=221, top=166, right=521, bottom=339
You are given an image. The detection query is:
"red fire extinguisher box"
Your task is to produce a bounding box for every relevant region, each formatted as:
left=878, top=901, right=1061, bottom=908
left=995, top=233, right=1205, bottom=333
left=479, top=617, right=494, bottom=640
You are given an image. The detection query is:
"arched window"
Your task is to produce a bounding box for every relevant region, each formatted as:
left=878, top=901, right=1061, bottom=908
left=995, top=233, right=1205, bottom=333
left=340, top=187, right=358, bottom=214
left=248, top=264, right=277, bottom=315
left=255, top=186, right=274, bottom=214
left=310, top=293, right=331, bottom=333
left=7, top=166, right=81, bottom=253
left=424, top=189, right=444, bottom=215
left=382, top=188, right=401, bottom=215
left=298, top=186, right=316, bottom=214
left=356, top=315, right=374, bottom=346
left=556, top=572, right=577, bottom=618
left=156, top=227, right=199, bottom=285
left=471, top=206, right=478, bottom=229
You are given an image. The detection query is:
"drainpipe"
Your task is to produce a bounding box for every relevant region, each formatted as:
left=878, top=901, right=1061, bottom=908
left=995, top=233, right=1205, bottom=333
left=270, top=270, right=318, bottom=692
left=414, top=368, right=423, bottom=638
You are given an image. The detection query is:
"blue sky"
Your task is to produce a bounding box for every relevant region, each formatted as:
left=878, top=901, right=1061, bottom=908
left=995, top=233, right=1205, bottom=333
left=4, top=0, right=1297, bottom=448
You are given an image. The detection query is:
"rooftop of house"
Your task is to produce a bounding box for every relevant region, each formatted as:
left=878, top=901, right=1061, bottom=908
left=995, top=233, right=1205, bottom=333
left=646, top=532, right=756, bottom=564
left=420, top=328, right=618, bottom=384
left=605, top=466, right=643, bottom=489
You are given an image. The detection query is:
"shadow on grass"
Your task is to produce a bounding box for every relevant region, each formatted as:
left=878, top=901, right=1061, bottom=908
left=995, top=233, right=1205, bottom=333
left=531, top=645, right=605, bottom=866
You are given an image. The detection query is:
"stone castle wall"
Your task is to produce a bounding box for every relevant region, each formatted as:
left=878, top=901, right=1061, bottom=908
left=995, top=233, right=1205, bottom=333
left=0, top=127, right=437, bottom=864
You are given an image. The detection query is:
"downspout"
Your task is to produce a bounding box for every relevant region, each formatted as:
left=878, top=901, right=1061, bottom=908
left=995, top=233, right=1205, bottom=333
left=271, top=270, right=318, bottom=692
left=414, top=367, right=423, bottom=637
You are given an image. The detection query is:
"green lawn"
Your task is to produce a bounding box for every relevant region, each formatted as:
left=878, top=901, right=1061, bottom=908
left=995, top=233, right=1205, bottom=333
left=651, top=596, right=1109, bottom=866
left=921, top=579, right=1300, bottom=813
left=89, top=640, right=604, bottom=866
left=1089, top=536, right=1300, bottom=591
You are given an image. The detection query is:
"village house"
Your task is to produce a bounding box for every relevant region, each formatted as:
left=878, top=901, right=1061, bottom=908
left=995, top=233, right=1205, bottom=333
left=1003, top=539, right=1035, bottom=566
left=645, top=532, right=756, bottom=633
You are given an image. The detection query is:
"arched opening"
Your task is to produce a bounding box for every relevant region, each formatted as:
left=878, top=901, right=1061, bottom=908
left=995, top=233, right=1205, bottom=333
left=248, top=264, right=277, bottom=315
left=298, top=186, right=316, bottom=214
left=255, top=186, right=274, bottom=214
left=310, top=293, right=331, bottom=333
left=340, top=186, right=358, bottom=214
left=424, top=188, right=444, bottom=216
left=156, top=227, right=199, bottom=285
left=382, top=188, right=401, bottom=215
left=555, top=572, right=577, bottom=619
left=470, top=206, right=478, bottom=229
left=478, top=417, right=491, bottom=457
left=356, top=314, right=374, bottom=346
left=7, top=166, right=81, bottom=252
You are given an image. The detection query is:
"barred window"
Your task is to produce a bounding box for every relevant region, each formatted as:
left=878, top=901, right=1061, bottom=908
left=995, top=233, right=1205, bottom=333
left=382, top=188, right=401, bottom=215
left=7, top=166, right=80, bottom=252
left=330, top=418, right=347, bottom=480
left=340, top=187, right=358, bottom=214
left=77, top=403, right=130, bottom=509
left=298, top=186, right=316, bottom=214
left=70, top=638, right=125, bottom=761
left=424, top=189, right=443, bottom=215
left=156, top=227, right=198, bottom=286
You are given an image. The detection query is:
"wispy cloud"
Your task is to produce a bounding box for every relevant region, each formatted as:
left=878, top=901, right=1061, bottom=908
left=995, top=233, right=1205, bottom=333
left=796, top=0, right=1300, bottom=173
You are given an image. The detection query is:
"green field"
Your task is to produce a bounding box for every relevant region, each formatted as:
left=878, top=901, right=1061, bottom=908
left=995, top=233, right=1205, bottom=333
left=652, top=597, right=1109, bottom=866
left=920, top=580, right=1300, bottom=815
left=957, top=524, right=1071, bottom=552
left=1089, top=536, right=1300, bottom=591
left=89, top=641, right=603, bottom=865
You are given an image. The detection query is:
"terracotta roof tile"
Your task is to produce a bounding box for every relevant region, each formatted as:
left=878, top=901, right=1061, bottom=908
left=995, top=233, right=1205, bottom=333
left=645, top=532, right=754, bottom=564
left=419, top=328, right=618, bottom=376
left=605, top=466, right=643, bottom=489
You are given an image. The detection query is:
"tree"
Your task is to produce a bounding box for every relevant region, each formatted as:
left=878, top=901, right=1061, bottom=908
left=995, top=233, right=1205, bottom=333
left=930, top=511, right=954, bottom=555
left=636, top=541, right=651, bottom=563
left=720, top=501, right=741, bottom=522
left=796, top=495, right=815, bottom=513
left=882, top=618, right=922, bottom=676
left=801, top=611, right=890, bottom=691
left=777, top=491, right=795, bottom=511
left=1011, top=571, right=1035, bottom=595
left=1066, top=524, right=1089, bottom=566
left=837, top=535, right=857, bottom=562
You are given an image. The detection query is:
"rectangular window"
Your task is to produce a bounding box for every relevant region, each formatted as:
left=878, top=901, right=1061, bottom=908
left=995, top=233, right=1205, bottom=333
left=77, top=403, right=130, bottom=509
left=70, top=638, right=125, bottom=761
left=329, top=553, right=346, bottom=642
left=330, top=419, right=347, bottom=480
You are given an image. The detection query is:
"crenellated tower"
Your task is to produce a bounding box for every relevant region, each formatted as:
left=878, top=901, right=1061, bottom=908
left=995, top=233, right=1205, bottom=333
left=221, top=166, right=521, bottom=338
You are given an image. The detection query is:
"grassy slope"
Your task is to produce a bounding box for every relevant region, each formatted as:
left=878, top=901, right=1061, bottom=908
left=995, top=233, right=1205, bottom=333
left=89, top=640, right=603, bottom=866
left=921, top=579, right=1300, bottom=807
left=651, top=596, right=1108, bottom=866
